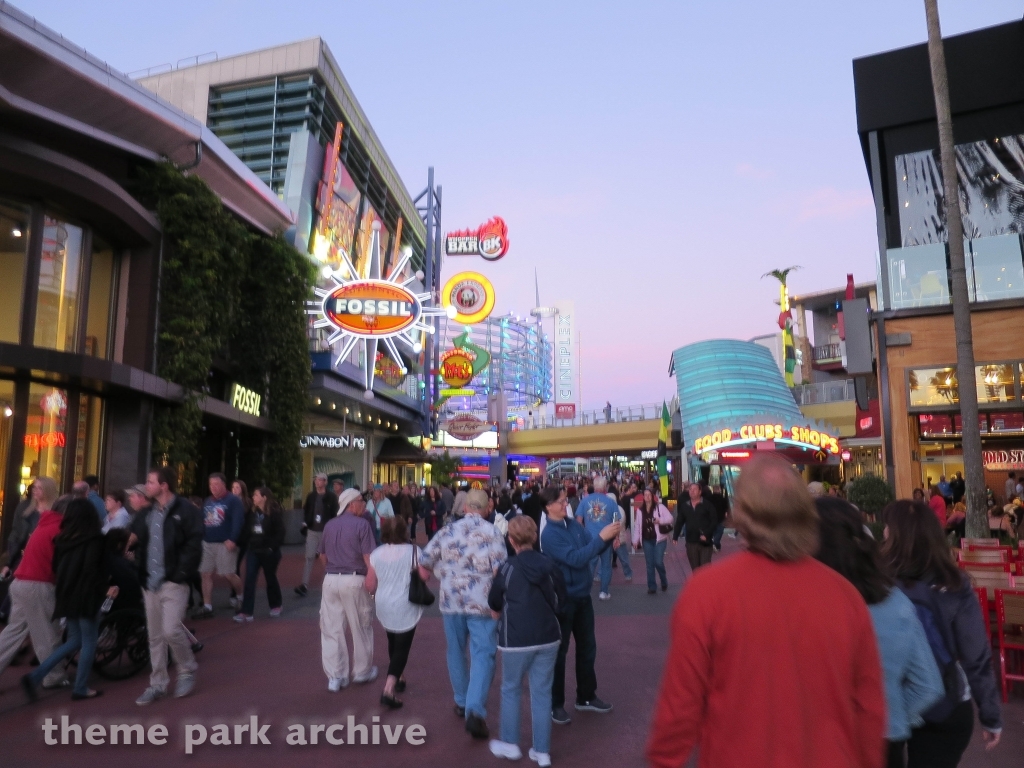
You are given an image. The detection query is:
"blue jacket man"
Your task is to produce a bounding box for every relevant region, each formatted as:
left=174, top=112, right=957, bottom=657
left=574, top=478, right=625, bottom=597
left=538, top=485, right=619, bottom=725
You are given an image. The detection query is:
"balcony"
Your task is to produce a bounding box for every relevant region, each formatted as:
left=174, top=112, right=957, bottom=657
left=793, top=379, right=856, bottom=405
left=812, top=342, right=843, bottom=367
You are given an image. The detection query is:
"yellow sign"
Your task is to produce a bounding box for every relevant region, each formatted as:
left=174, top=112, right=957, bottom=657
left=440, top=388, right=476, bottom=397
left=694, top=423, right=839, bottom=455
left=442, top=272, right=495, bottom=325
left=440, top=348, right=474, bottom=387
left=229, top=383, right=262, bottom=417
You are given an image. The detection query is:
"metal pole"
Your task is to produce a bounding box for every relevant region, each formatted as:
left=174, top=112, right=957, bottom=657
left=422, top=168, right=435, bottom=437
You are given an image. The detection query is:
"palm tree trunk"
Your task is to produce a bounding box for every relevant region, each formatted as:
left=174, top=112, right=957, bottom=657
left=923, top=0, right=987, bottom=537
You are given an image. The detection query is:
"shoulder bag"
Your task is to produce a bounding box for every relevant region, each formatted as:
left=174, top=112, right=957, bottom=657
left=408, top=546, right=435, bottom=607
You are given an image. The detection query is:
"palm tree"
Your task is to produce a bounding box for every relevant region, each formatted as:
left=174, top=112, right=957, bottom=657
left=923, top=0, right=987, bottom=537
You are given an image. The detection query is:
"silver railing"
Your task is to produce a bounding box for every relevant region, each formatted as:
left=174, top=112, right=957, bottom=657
left=792, top=379, right=856, bottom=405
left=515, top=403, right=664, bottom=430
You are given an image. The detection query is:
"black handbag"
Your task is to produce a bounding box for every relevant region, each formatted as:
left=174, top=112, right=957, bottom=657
left=408, top=546, right=435, bottom=607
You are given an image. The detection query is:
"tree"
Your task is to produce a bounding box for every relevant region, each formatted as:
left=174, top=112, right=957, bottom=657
left=922, top=1, right=987, bottom=537
left=430, top=451, right=461, bottom=488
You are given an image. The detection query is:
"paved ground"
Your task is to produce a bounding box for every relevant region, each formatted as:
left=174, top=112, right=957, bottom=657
left=0, top=534, right=1021, bottom=767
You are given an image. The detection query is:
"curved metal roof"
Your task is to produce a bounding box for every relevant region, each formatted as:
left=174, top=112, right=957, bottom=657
left=670, top=339, right=804, bottom=449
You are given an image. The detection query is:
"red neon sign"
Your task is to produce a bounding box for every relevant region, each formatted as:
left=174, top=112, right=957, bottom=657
left=719, top=450, right=751, bottom=459
left=24, top=431, right=65, bottom=449
left=445, top=217, right=509, bottom=261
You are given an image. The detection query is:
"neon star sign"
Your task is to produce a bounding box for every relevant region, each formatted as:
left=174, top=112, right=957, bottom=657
left=308, top=222, right=446, bottom=397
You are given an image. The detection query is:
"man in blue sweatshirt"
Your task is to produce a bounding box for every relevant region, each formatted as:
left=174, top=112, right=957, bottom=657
left=539, top=485, right=620, bottom=726
left=575, top=476, right=625, bottom=600
left=198, top=473, right=245, bottom=618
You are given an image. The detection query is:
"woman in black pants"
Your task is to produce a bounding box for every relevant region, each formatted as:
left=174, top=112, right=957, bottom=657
left=881, top=499, right=1003, bottom=767
left=365, top=516, right=425, bottom=708
left=234, top=487, right=285, bottom=622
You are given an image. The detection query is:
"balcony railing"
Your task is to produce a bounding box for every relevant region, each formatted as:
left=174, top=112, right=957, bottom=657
left=793, top=379, right=856, bottom=405
left=812, top=343, right=842, bottom=363
left=515, top=403, right=665, bottom=430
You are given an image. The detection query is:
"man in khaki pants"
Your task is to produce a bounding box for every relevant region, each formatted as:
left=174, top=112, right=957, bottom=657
left=128, top=466, right=204, bottom=705
left=318, top=488, right=377, bottom=691
left=0, top=477, right=67, bottom=688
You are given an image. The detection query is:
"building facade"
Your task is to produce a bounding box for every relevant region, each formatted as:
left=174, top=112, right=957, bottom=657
left=0, top=4, right=294, bottom=541
left=138, top=39, right=435, bottom=498
left=855, top=19, right=1024, bottom=500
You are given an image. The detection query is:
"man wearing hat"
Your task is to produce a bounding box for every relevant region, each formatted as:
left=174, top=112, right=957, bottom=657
left=296, top=473, right=340, bottom=597
left=318, top=488, right=377, bottom=691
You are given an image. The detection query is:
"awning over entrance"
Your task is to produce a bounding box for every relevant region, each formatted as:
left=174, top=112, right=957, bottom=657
left=376, top=437, right=430, bottom=463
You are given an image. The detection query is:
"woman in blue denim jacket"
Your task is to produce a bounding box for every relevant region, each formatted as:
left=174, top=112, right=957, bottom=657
left=814, top=497, right=944, bottom=768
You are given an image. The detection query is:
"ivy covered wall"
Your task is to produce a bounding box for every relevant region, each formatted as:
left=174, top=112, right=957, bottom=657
left=136, top=163, right=313, bottom=499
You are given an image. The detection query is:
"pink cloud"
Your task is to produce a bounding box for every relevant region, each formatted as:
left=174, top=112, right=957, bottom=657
left=797, top=187, right=873, bottom=221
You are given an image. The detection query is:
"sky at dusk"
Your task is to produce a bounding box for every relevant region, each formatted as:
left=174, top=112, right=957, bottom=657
left=12, top=0, right=1024, bottom=408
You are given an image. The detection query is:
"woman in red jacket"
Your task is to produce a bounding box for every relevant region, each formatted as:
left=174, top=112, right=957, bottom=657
left=648, top=454, right=886, bottom=768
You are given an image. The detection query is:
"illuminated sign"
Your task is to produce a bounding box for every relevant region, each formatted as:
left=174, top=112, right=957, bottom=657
left=24, top=431, right=65, bottom=449
left=555, top=404, right=576, bottom=419
left=693, top=423, right=840, bottom=455
left=554, top=300, right=577, bottom=420
left=299, top=434, right=366, bottom=450
left=442, top=272, right=496, bottom=324
left=374, top=353, right=406, bottom=388
left=445, top=217, right=509, bottom=261
left=441, top=414, right=494, bottom=442
left=983, top=449, right=1024, bottom=471
left=440, top=388, right=476, bottom=397
left=229, top=383, right=262, bottom=417
left=841, top=449, right=852, bottom=462
left=324, top=280, right=421, bottom=338
left=640, top=449, right=658, bottom=460
left=720, top=450, right=751, bottom=460
left=441, top=348, right=475, bottom=388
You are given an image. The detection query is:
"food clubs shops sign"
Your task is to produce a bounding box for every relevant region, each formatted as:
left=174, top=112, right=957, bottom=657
left=693, top=422, right=841, bottom=456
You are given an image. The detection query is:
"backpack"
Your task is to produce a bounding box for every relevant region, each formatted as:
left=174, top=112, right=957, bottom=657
left=900, top=581, right=964, bottom=723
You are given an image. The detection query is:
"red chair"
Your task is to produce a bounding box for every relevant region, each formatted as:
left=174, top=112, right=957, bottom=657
left=962, top=538, right=1000, bottom=548
left=995, top=588, right=1024, bottom=702
left=976, top=586, right=992, bottom=644
left=959, top=560, right=1023, bottom=576
left=958, top=548, right=1010, bottom=564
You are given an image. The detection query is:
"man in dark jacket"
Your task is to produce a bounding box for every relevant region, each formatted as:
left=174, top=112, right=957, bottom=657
left=673, top=482, right=716, bottom=572
left=539, top=485, right=620, bottom=725
left=488, top=515, right=566, bottom=764
left=129, top=466, right=204, bottom=705
left=296, top=473, right=339, bottom=597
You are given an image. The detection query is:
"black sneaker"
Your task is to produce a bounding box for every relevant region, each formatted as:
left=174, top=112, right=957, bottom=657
left=465, top=714, right=489, bottom=739
left=661, top=583, right=668, bottom=592
left=551, top=706, right=571, bottom=725
left=294, top=585, right=308, bottom=597
left=194, top=606, right=214, bottom=619
left=454, top=704, right=466, bottom=718
left=576, top=697, right=612, bottom=713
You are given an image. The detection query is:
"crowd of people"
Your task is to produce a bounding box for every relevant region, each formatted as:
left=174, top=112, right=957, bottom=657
left=0, top=459, right=1011, bottom=767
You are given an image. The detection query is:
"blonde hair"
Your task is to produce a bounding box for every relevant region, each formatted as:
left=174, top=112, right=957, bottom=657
left=507, top=515, right=537, bottom=547
left=34, top=476, right=59, bottom=507
left=733, top=454, right=818, bottom=561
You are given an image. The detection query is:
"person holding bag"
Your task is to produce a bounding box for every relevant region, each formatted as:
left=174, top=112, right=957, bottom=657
left=234, top=487, right=285, bottom=622
left=366, top=516, right=427, bottom=709
left=633, top=487, right=673, bottom=593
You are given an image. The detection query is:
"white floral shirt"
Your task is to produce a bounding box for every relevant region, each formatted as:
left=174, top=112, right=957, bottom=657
left=420, top=514, right=507, bottom=615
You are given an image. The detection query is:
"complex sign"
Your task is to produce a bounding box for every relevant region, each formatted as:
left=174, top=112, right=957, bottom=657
left=554, top=300, right=577, bottom=420
left=442, top=271, right=496, bottom=324
left=299, top=434, right=366, bottom=450
left=445, top=217, right=509, bottom=261
left=229, top=383, right=262, bottom=417
left=440, top=348, right=475, bottom=388
left=693, top=423, right=841, bottom=455
left=443, top=413, right=492, bottom=441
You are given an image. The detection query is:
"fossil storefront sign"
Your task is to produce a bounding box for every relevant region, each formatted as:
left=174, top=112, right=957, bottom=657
left=323, top=280, right=422, bottom=338
left=299, top=434, right=367, bottom=450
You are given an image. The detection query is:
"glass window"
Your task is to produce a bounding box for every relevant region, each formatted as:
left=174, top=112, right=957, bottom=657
left=968, top=235, right=1024, bottom=303
left=0, top=380, right=14, bottom=507
left=73, top=394, right=105, bottom=480
left=23, top=384, right=68, bottom=489
left=34, top=217, right=84, bottom=351
left=989, top=412, right=1024, bottom=433
left=976, top=363, right=1015, bottom=404
left=952, top=414, right=989, bottom=434
left=886, top=244, right=949, bottom=309
left=85, top=238, right=115, bottom=358
left=918, top=413, right=954, bottom=438
left=0, top=202, right=30, bottom=343
left=909, top=364, right=1019, bottom=407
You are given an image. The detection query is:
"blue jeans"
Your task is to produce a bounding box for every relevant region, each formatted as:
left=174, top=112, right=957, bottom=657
left=500, top=644, right=558, bottom=754
left=590, top=547, right=613, bottom=593
left=641, top=539, right=668, bottom=591
left=615, top=541, right=633, bottom=577
left=242, top=549, right=282, bottom=616
left=442, top=613, right=498, bottom=719
left=30, top=616, right=98, bottom=696
left=713, top=523, right=725, bottom=549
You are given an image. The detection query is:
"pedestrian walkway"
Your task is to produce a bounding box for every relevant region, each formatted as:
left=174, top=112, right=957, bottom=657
left=0, top=536, right=1020, bottom=766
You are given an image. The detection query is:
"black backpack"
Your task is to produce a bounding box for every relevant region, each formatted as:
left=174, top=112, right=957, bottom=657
left=900, top=581, right=964, bottom=723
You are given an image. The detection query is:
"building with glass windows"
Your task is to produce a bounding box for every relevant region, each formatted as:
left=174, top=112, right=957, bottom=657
left=854, top=18, right=1024, bottom=499
left=0, top=4, right=294, bottom=538
left=138, top=39, right=433, bottom=493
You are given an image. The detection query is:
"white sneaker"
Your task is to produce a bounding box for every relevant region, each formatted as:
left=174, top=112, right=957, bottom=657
left=229, top=596, right=240, bottom=610
left=328, top=677, right=349, bottom=692
left=489, top=740, right=523, bottom=760
left=354, top=666, right=379, bottom=684
left=598, top=592, right=611, bottom=601
left=529, top=749, right=552, bottom=767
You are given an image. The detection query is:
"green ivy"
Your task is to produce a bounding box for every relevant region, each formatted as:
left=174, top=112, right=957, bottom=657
left=136, top=163, right=313, bottom=499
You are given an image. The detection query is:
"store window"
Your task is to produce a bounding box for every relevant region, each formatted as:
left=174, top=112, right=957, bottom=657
left=0, top=202, right=30, bottom=343
left=909, top=364, right=1020, bottom=408
left=85, top=238, right=115, bottom=358
left=23, top=384, right=68, bottom=489
left=73, top=394, right=105, bottom=481
left=34, top=216, right=83, bottom=352
left=989, top=412, right=1024, bottom=433
left=0, top=381, right=14, bottom=508
left=968, top=235, right=1024, bottom=303
left=886, top=243, right=948, bottom=309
